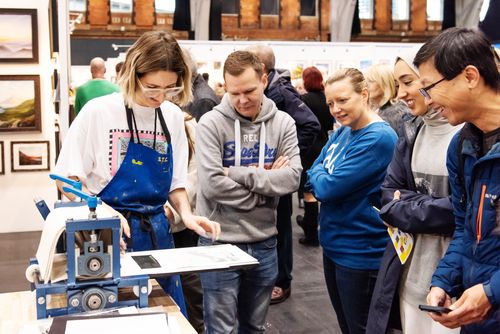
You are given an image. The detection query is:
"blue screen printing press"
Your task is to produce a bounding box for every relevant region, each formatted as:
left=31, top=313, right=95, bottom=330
left=26, top=175, right=259, bottom=320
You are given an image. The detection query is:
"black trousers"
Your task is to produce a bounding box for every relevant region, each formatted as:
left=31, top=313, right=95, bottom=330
left=275, top=194, right=293, bottom=289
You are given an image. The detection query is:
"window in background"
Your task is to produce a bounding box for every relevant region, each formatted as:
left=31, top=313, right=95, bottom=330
left=261, top=0, right=279, bottom=15
left=110, top=0, right=132, bottom=13
left=155, top=0, right=175, bottom=13
left=427, top=0, right=443, bottom=20
left=69, top=0, right=86, bottom=11
left=301, top=0, right=317, bottom=16
left=222, top=0, right=240, bottom=14
left=359, top=0, right=374, bottom=19
left=392, top=0, right=409, bottom=20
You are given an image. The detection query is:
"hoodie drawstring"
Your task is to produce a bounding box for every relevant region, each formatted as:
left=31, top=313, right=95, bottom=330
left=258, top=122, right=266, bottom=168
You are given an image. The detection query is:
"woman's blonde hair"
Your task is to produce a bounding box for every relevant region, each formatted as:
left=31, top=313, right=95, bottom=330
left=364, top=64, right=396, bottom=107
left=119, top=31, right=192, bottom=107
left=325, top=67, right=368, bottom=94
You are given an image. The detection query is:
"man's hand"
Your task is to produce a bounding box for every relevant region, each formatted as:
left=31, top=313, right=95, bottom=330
left=164, top=204, right=174, bottom=223
left=393, top=190, right=401, bottom=201
left=425, top=284, right=492, bottom=328
left=271, top=155, right=289, bottom=169
left=182, top=214, right=221, bottom=241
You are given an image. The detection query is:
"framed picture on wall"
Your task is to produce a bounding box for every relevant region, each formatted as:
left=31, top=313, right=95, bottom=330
left=0, top=9, right=38, bottom=63
left=287, top=60, right=308, bottom=80
left=11, top=141, right=50, bottom=172
left=312, top=61, right=332, bottom=80
left=0, top=75, right=41, bottom=132
left=0, top=141, right=4, bottom=175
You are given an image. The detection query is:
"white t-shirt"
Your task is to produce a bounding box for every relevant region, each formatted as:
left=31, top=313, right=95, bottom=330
left=55, top=92, right=188, bottom=196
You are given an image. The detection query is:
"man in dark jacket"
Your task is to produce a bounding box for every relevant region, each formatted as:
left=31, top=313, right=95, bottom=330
left=183, top=49, right=220, bottom=121
left=415, top=28, right=500, bottom=333
left=247, top=44, right=320, bottom=304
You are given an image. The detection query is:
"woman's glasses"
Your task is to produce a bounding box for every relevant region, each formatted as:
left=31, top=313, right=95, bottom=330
left=137, top=79, right=184, bottom=99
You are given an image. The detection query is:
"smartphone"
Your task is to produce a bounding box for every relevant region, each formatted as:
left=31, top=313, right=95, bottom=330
left=418, top=304, right=452, bottom=314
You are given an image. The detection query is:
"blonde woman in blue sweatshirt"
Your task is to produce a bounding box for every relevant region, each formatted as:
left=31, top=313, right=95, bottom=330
left=306, top=68, right=397, bottom=334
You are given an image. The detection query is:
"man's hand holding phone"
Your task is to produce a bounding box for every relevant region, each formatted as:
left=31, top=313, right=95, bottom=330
left=419, top=304, right=451, bottom=314
left=425, top=284, right=492, bottom=329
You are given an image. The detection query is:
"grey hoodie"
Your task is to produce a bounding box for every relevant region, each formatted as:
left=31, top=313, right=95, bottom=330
left=196, top=94, right=302, bottom=243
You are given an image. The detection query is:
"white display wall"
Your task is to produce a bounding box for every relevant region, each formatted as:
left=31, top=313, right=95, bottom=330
left=73, top=41, right=420, bottom=96
left=178, top=40, right=421, bottom=89
left=0, top=0, right=57, bottom=233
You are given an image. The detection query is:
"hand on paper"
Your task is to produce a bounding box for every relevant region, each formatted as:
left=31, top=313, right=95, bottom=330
left=183, top=214, right=221, bottom=241
left=426, top=284, right=492, bottom=328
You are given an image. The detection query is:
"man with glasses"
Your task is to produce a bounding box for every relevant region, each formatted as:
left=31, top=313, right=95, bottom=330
left=414, top=27, right=500, bottom=333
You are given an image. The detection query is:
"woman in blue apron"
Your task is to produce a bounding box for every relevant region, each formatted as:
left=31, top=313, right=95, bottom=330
left=98, top=103, right=187, bottom=313
left=54, top=31, right=220, bottom=317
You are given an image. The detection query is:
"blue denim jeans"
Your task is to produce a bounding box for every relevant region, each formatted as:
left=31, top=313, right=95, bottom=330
left=199, top=236, right=278, bottom=334
left=323, top=254, right=378, bottom=334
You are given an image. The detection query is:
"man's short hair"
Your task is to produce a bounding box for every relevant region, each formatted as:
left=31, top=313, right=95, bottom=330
left=414, top=28, right=500, bottom=91
left=223, top=51, right=263, bottom=79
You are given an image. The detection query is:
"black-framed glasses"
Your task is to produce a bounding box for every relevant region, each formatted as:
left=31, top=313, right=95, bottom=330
left=418, top=78, right=446, bottom=99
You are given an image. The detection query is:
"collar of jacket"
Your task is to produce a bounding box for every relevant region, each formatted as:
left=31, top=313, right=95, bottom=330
left=402, top=115, right=423, bottom=146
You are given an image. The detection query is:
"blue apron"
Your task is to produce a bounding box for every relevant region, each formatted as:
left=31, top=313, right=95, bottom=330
left=98, top=104, right=186, bottom=315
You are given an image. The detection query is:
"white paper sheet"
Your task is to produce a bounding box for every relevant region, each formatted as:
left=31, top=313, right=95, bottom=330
left=65, top=313, right=169, bottom=334
left=121, top=244, right=259, bottom=277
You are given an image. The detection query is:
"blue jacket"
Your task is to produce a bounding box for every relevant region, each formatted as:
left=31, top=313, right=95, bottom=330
left=431, top=123, right=500, bottom=333
left=367, top=117, right=456, bottom=333
left=307, top=122, right=397, bottom=270
left=265, top=69, right=320, bottom=154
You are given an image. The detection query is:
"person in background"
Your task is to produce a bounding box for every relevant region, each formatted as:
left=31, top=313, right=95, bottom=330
left=196, top=50, right=302, bottom=333
left=293, top=78, right=307, bottom=95
left=74, top=57, right=121, bottom=114
left=164, top=112, right=204, bottom=332
left=292, top=76, right=307, bottom=208
left=306, top=68, right=397, bottom=334
left=247, top=43, right=320, bottom=304
left=114, top=60, right=124, bottom=83
left=213, top=82, right=226, bottom=100
left=366, top=46, right=462, bottom=334
left=54, top=31, right=220, bottom=315
left=415, top=27, right=500, bottom=334
left=182, top=49, right=220, bottom=122
left=365, top=64, right=412, bottom=135
left=296, top=66, right=334, bottom=246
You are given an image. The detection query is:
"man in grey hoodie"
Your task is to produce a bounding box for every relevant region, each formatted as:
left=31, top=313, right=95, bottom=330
left=196, top=50, right=302, bottom=333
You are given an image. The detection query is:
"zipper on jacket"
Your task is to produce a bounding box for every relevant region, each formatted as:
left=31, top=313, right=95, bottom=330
left=475, top=184, right=486, bottom=244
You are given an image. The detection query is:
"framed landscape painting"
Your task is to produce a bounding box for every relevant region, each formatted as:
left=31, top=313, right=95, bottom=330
left=0, top=8, right=38, bottom=63
left=0, top=75, right=41, bottom=132
left=11, top=141, right=50, bottom=172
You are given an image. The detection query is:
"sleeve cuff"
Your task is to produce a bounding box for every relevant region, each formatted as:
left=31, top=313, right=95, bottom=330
left=483, top=281, right=498, bottom=309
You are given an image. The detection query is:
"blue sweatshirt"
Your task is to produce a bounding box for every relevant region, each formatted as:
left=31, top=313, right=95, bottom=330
left=307, top=122, right=397, bottom=270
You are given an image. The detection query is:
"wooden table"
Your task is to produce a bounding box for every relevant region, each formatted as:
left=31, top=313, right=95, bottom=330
left=0, top=281, right=196, bottom=333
